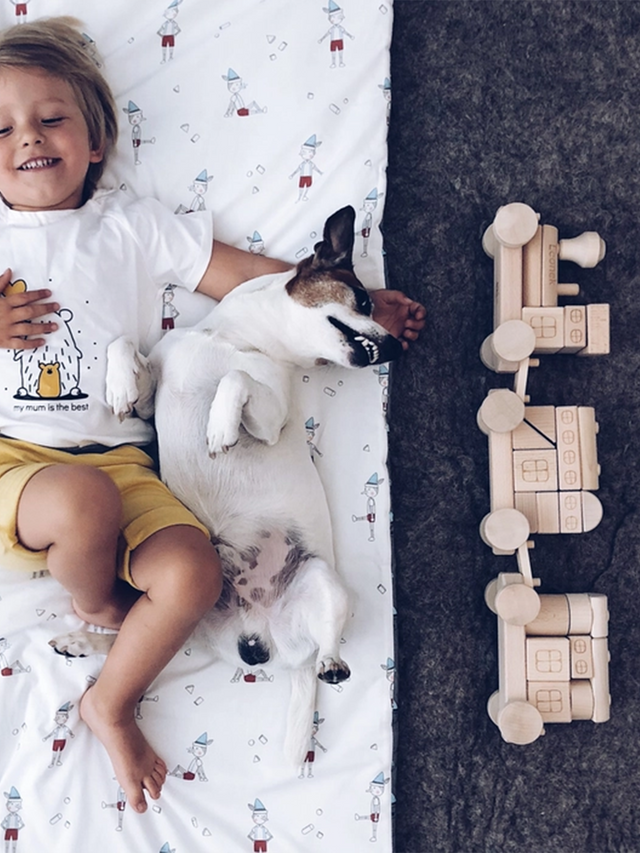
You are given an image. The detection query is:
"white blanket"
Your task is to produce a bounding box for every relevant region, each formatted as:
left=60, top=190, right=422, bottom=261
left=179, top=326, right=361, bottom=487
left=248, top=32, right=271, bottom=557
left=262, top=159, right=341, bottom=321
left=0, top=2, right=396, bottom=851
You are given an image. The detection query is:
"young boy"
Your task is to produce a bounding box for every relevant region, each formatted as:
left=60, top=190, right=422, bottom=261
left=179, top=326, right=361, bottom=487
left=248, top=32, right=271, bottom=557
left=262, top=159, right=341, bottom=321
left=0, top=18, right=424, bottom=814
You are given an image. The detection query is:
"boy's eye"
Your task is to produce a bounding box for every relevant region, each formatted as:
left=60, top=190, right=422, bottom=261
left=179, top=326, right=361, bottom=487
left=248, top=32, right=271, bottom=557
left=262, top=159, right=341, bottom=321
left=42, top=117, right=64, bottom=126
left=0, top=126, right=12, bottom=136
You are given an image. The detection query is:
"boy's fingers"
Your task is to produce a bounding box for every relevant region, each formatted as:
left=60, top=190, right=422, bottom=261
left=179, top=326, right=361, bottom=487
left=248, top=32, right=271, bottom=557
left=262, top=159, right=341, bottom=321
left=13, top=302, right=59, bottom=323
left=0, top=268, right=12, bottom=291
left=9, top=288, right=53, bottom=306
left=5, top=334, right=46, bottom=351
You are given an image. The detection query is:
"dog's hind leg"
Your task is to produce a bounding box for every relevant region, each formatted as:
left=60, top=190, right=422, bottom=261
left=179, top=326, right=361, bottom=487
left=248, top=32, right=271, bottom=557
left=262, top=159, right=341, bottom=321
left=289, top=557, right=352, bottom=685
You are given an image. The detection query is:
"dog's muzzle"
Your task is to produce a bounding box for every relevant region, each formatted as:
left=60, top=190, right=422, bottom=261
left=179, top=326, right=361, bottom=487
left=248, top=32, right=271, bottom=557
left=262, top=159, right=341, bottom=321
left=328, top=317, right=403, bottom=366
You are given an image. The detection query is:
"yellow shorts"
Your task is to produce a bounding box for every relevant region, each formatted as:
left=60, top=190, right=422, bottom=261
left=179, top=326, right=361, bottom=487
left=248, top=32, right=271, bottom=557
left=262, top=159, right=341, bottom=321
left=0, top=437, right=210, bottom=589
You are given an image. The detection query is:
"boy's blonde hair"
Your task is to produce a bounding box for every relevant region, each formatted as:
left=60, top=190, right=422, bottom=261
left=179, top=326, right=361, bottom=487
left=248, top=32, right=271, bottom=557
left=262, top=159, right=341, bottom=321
left=0, top=17, right=118, bottom=201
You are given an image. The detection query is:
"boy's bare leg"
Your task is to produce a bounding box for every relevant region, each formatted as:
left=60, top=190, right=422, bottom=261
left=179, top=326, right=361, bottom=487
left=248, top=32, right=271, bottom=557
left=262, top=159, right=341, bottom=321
left=17, top=464, right=140, bottom=628
left=17, top=465, right=222, bottom=812
left=79, top=525, right=222, bottom=812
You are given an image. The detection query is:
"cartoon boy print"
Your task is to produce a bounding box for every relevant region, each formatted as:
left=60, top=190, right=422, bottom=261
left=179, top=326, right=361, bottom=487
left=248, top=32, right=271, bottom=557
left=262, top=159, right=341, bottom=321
left=158, top=0, right=182, bottom=63
left=352, top=472, right=384, bottom=542
left=359, top=189, right=383, bottom=258
left=374, top=362, right=389, bottom=415
left=355, top=772, right=389, bottom=843
left=188, top=170, right=213, bottom=212
left=289, top=136, right=323, bottom=203
left=299, top=711, right=327, bottom=779
left=318, top=1, right=355, bottom=68
left=101, top=784, right=126, bottom=832
left=230, top=667, right=273, bottom=684
left=80, top=32, right=102, bottom=68
left=2, top=788, right=24, bottom=853
left=380, top=658, right=397, bottom=710
left=161, top=284, right=179, bottom=332
left=43, top=701, right=75, bottom=767
left=122, top=101, right=155, bottom=166
left=305, top=417, right=323, bottom=461
left=247, top=799, right=273, bottom=852
left=379, top=77, right=391, bottom=126
left=246, top=232, right=265, bottom=255
left=169, top=732, right=213, bottom=781
left=222, top=69, right=267, bottom=118
left=9, top=0, right=30, bottom=25
left=0, top=638, right=30, bottom=677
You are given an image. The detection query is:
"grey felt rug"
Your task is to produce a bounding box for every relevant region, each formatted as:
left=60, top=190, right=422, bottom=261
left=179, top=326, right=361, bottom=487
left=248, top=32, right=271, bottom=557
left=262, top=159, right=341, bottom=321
left=385, top=2, right=640, bottom=851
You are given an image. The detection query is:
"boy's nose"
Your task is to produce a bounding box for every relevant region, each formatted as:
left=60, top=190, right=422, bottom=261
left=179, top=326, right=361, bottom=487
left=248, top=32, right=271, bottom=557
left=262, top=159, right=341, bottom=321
left=20, top=123, right=44, bottom=146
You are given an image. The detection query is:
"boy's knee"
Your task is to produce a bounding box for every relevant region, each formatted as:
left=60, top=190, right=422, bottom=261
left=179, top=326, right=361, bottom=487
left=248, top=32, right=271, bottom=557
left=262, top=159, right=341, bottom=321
left=133, top=527, right=223, bottom=613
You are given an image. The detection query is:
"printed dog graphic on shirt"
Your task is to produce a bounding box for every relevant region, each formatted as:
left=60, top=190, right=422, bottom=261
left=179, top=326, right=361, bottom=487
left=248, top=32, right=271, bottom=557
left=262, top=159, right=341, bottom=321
left=50, top=207, right=404, bottom=765
left=5, top=280, right=86, bottom=400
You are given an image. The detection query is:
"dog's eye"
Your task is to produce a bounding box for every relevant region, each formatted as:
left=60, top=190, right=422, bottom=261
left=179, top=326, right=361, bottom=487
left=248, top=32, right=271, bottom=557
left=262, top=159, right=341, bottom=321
left=354, top=287, right=372, bottom=315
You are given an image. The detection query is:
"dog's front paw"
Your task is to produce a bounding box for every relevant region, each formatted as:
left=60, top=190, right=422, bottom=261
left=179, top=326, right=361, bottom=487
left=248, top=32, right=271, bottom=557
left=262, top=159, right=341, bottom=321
left=206, top=410, right=241, bottom=457
left=49, top=630, right=116, bottom=658
left=317, top=656, right=351, bottom=685
left=106, top=338, right=144, bottom=422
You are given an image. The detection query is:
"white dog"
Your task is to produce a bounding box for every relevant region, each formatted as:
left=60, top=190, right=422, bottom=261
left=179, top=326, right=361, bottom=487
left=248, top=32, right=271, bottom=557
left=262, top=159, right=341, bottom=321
left=52, top=205, right=403, bottom=763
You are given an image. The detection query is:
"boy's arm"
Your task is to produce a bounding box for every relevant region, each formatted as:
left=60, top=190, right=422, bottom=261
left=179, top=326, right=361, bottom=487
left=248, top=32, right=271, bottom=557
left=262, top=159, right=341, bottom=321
left=195, top=241, right=426, bottom=347
left=195, top=241, right=292, bottom=302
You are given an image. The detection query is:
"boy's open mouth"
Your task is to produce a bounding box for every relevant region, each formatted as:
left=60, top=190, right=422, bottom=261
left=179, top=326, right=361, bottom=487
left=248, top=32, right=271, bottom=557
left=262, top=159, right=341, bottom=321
left=18, top=157, right=60, bottom=171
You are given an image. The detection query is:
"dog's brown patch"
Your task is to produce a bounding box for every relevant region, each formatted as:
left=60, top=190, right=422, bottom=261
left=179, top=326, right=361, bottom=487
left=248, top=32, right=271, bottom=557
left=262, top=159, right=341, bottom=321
left=286, top=267, right=361, bottom=309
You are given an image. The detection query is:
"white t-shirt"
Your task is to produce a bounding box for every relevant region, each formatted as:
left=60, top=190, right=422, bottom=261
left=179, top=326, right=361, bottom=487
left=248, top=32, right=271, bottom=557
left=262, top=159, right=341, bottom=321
left=0, top=189, right=213, bottom=448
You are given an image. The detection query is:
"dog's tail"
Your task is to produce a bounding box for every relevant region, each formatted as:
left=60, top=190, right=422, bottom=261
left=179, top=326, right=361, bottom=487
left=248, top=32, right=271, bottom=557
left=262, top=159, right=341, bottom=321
left=285, top=665, right=318, bottom=765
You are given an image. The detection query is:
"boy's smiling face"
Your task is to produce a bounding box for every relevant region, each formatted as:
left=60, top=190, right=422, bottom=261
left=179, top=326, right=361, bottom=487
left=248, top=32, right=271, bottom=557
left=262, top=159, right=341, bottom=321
left=0, top=66, right=104, bottom=211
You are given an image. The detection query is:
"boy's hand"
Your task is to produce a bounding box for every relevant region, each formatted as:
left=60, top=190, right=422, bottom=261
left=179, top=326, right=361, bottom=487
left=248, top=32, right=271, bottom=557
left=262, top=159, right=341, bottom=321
left=370, top=289, right=426, bottom=350
left=0, top=269, right=59, bottom=350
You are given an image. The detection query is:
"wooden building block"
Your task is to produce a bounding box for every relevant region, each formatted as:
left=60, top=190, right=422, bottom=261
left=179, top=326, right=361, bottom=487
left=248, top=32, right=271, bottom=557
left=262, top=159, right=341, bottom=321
left=589, top=594, right=609, bottom=639
left=526, top=636, right=570, bottom=682
left=524, top=406, right=556, bottom=442
left=578, top=407, right=600, bottom=490
left=512, top=406, right=556, bottom=449
left=513, top=449, right=558, bottom=492
left=540, top=224, right=560, bottom=307
left=591, top=637, right=611, bottom=722
left=522, top=307, right=565, bottom=353
left=566, top=594, right=595, bottom=635
left=528, top=680, right=572, bottom=723
left=494, top=245, right=524, bottom=327
left=555, top=407, right=581, bottom=490
left=522, top=225, right=542, bottom=307
left=488, top=430, right=514, bottom=512
left=570, top=680, right=594, bottom=720
left=562, top=305, right=587, bottom=353
left=582, top=491, right=604, bottom=532
left=525, top=594, right=570, bottom=636
left=559, top=492, right=583, bottom=533
left=515, top=493, right=538, bottom=533
left=536, top=492, right=560, bottom=533
left=570, top=636, right=594, bottom=679
left=579, top=303, right=610, bottom=356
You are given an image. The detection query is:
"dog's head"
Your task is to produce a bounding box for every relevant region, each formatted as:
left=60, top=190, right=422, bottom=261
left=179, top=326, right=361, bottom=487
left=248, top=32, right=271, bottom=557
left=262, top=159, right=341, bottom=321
left=284, top=206, right=404, bottom=368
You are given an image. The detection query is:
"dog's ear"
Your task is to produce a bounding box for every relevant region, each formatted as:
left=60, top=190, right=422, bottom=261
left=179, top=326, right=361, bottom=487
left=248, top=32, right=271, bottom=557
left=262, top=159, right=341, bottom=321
left=311, top=206, right=356, bottom=272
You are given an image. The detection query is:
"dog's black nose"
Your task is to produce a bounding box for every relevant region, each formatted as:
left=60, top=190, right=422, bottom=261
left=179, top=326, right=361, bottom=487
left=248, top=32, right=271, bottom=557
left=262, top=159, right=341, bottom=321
left=238, top=633, right=270, bottom=666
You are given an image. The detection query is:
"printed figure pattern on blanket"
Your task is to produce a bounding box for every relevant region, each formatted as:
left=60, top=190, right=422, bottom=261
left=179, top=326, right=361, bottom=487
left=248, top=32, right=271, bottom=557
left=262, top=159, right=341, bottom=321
left=0, top=1, right=396, bottom=851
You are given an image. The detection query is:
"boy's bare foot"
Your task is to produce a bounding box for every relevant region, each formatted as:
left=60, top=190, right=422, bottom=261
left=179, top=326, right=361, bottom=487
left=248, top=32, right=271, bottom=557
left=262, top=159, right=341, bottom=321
left=73, top=580, right=141, bottom=630
left=80, top=685, right=167, bottom=813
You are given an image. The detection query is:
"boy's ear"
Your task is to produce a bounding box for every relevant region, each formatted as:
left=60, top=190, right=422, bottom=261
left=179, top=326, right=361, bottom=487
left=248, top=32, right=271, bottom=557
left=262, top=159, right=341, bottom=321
left=89, top=141, right=105, bottom=163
